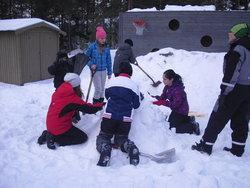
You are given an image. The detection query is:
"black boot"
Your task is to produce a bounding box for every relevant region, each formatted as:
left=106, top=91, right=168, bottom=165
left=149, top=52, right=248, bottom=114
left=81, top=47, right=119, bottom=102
left=191, top=140, right=212, bottom=155
left=46, top=132, right=56, bottom=150
left=97, top=143, right=111, bottom=167
left=223, top=143, right=244, bottom=157
left=128, top=145, right=140, bottom=166
left=37, top=130, right=47, bottom=145
left=192, top=122, right=200, bottom=135
left=122, top=140, right=140, bottom=166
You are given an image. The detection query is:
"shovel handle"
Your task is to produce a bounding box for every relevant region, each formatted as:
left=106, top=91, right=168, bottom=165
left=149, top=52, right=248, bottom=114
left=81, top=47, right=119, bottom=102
left=135, top=61, right=156, bottom=84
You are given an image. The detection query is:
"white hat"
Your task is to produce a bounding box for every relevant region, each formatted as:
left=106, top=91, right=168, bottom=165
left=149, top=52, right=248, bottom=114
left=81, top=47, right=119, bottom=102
left=64, top=73, right=81, bottom=88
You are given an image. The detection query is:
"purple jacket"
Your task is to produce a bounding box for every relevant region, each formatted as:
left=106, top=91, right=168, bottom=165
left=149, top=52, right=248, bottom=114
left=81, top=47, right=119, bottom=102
left=156, top=81, right=189, bottom=115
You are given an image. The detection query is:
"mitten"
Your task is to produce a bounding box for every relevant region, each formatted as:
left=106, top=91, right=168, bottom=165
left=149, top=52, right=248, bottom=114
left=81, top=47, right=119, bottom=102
left=152, top=99, right=168, bottom=106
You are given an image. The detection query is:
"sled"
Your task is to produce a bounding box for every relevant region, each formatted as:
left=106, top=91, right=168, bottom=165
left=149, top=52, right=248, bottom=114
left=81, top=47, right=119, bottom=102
left=140, top=148, right=175, bottom=163
left=188, top=111, right=206, bottom=117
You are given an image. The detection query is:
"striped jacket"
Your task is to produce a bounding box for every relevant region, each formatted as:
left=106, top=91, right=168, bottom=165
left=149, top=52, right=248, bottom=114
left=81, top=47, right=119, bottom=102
left=103, top=74, right=140, bottom=122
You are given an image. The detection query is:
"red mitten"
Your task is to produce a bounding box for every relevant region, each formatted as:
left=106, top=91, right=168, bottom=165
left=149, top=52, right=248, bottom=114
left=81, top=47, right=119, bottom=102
left=152, top=99, right=167, bottom=106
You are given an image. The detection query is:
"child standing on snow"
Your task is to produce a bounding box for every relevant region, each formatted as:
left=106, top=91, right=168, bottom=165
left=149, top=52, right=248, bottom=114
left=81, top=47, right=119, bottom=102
left=113, top=39, right=136, bottom=77
left=96, top=62, right=141, bottom=167
left=37, top=73, right=104, bottom=149
left=152, top=69, right=200, bottom=135
left=85, top=26, right=112, bottom=104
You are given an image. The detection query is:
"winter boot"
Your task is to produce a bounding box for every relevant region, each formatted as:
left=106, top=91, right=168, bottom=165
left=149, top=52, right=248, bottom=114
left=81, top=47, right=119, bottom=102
left=97, top=143, right=112, bottom=167
left=37, top=130, right=47, bottom=145
left=191, top=139, right=212, bottom=155
left=46, top=132, right=56, bottom=150
left=122, top=140, right=140, bottom=166
left=223, top=143, right=244, bottom=157
left=128, top=145, right=140, bottom=166
left=192, top=122, right=200, bottom=135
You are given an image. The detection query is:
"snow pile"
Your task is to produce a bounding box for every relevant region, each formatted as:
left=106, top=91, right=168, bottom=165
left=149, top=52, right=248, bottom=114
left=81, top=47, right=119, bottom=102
left=0, top=47, right=250, bottom=188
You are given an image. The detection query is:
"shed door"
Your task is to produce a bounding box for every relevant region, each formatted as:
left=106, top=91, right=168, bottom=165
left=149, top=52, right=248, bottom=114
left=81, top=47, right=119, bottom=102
left=20, top=31, right=40, bottom=83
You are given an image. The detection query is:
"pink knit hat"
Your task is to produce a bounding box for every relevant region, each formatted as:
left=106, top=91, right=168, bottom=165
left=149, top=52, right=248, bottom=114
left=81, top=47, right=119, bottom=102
left=96, top=26, right=107, bottom=40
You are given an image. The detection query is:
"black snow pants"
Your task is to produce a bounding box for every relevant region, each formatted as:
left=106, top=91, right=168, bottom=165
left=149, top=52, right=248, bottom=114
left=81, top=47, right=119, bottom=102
left=168, top=111, right=195, bottom=134
left=96, top=118, right=137, bottom=154
left=54, top=126, right=88, bottom=146
left=202, top=84, right=250, bottom=148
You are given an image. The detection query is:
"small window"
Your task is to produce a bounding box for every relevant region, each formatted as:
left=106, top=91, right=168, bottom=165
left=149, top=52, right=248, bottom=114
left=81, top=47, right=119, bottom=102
left=200, top=35, right=213, bottom=47
left=169, top=19, right=180, bottom=31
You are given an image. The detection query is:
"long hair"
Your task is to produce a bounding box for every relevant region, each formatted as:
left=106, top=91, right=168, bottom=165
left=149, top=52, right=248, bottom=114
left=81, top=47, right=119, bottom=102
left=164, top=69, right=183, bottom=84
left=73, top=86, right=83, bottom=98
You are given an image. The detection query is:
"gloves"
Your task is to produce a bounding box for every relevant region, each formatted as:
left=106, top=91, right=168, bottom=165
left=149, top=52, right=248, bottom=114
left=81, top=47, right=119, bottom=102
left=152, top=99, right=168, bottom=106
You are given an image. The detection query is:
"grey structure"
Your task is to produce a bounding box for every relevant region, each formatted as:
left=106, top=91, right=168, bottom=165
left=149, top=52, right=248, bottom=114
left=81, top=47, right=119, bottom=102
left=0, top=18, right=65, bottom=85
left=119, top=11, right=250, bottom=56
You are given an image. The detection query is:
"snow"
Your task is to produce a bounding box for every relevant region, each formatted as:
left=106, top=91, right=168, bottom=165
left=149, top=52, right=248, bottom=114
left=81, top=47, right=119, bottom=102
left=0, top=18, right=60, bottom=31
left=0, top=47, right=250, bottom=188
left=128, top=5, right=216, bottom=12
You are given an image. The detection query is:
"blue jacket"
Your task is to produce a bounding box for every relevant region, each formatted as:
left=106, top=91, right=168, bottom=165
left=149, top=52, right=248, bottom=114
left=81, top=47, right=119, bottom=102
left=103, top=74, right=140, bottom=122
left=86, top=42, right=112, bottom=75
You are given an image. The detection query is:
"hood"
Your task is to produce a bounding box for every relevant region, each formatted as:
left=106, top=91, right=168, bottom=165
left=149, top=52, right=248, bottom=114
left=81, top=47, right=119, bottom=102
left=52, top=82, right=75, bottom=101
left=118, top=43, right=131, bottom=51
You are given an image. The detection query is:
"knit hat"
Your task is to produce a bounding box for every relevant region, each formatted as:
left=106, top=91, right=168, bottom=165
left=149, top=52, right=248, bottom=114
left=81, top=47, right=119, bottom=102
left=96, top=26, right=107, bottom=40
left=230, top=23, right=249, bottom=38
left=124, top=39, right=133, bottom=47
left=64, top=73, right=81, bottom=88
left=119, top=62, right=133, bottom=76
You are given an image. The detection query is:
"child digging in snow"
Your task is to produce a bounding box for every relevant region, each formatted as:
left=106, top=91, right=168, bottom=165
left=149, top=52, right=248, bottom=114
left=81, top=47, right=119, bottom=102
left=37, top=73, right=104, bottom=149
left=96, top=62, right=141, bottom=166
left=151, top=69, right=200, bottom=135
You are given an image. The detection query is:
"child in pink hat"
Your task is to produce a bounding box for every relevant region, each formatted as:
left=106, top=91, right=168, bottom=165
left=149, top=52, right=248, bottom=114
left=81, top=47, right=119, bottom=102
left=86, top=26, right=112, bottom=104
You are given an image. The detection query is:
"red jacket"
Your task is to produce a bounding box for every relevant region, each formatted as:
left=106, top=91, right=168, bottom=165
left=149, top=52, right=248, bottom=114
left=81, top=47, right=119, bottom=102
left=46, top=82, right=94, bottom=135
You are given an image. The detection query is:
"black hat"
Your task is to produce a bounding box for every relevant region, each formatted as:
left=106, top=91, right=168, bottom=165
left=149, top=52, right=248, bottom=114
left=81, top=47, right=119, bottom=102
left=124, top=39, right=133, bottom=47
left=119, top=62, right=133, bottom=76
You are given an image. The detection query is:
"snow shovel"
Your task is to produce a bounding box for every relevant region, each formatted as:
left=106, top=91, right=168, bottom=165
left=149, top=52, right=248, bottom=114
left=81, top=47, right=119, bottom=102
left=140, top=148, right=175, bottom=163
left=86, top=70, right=96, bottom=102
left=134, top=60, right=161, bottom=87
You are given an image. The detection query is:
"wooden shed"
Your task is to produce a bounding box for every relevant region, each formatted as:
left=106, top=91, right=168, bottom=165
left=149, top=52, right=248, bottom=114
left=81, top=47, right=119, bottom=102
left=0, top=18, right=66, bottom=85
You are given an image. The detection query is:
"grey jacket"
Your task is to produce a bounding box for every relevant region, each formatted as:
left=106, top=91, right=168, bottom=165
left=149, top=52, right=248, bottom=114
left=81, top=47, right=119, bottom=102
left=221, top=37, right=250, bottom=95
left=113, top=43, right=136, bottom=75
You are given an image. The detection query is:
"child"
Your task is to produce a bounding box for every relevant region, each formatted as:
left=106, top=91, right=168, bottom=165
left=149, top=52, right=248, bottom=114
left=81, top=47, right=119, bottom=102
left=48, top=50, right=74, bottom=89
left=37, top=73, right=104, bottom=149
left=85, top=26, right=112, bottom=103
left=152, top=69, right=200, bottom=135
left=96, top=62, right=141, bottom=166
left=113, top=39, right=136, bottom=77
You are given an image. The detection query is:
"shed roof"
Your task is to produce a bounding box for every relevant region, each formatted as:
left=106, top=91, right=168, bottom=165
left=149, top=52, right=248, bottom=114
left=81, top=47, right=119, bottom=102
left=0, top=18, right=66, bottom=35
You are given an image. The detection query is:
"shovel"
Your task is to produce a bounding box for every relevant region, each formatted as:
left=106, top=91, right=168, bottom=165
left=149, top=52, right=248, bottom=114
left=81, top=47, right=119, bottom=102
left=86, top=70, right=96, bottom=102
left=135, top=60, right=161, bottom=87
left=140, top=148, right=175, bottom=163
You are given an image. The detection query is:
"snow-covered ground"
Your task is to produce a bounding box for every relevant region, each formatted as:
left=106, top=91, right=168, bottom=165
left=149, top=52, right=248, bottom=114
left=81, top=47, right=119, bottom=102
left=0, top=47, right=250, bottom=188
